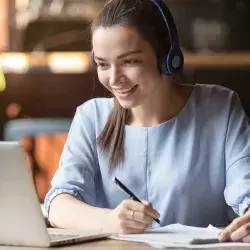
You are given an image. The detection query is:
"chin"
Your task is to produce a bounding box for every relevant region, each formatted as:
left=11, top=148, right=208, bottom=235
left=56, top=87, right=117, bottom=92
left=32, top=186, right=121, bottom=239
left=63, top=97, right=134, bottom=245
left=117, top=99, right=140, bottom=109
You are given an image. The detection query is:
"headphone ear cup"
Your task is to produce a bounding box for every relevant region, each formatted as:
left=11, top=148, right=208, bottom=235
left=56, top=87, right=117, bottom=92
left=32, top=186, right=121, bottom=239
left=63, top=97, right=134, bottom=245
left=169, top=49, right=184, bottom=74
left=91, top=50, right=97, bottom=67
left=167, top=51, right=176, bottom=75
left=161, top=55, right=171, bottom=76
left=161, top=48, right=184, bottom=76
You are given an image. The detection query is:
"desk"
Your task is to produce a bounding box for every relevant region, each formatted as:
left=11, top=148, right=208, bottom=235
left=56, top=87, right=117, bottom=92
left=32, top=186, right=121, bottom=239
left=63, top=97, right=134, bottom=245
left=0, top=239, right=153, bottom=250
left=0, top=239, right=249, bottom=250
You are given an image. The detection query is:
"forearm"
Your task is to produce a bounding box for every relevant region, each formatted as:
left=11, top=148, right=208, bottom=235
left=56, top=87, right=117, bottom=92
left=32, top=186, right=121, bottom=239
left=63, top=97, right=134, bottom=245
left=49, top=194, right=112, bottom=231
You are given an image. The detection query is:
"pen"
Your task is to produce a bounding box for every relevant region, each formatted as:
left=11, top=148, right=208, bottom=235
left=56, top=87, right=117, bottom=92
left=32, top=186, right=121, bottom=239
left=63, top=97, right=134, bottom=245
left=112, top=177, right=161, bottom=225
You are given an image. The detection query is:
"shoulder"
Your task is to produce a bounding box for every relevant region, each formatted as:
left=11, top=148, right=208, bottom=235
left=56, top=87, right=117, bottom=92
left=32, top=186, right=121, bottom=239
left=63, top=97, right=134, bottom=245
left=195, top=84, right=236, bottom=99
left=190, top=84, right=246, bottom=126
left=194, top=84, right=238, bottom=108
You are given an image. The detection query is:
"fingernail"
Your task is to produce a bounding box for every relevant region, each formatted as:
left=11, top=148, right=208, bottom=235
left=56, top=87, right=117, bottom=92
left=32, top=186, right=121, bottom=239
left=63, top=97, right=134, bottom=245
left=218, top=233, right=229, bottom=242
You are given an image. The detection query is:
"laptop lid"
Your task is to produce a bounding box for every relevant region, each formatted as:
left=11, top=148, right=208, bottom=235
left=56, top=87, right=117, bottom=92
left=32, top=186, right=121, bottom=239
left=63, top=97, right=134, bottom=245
left=0, top=141, right=51, bottom=247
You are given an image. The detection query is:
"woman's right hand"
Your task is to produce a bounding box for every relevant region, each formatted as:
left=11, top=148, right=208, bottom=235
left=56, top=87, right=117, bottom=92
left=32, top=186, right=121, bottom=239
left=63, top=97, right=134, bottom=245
left=107, top=199, right=160, bottom=234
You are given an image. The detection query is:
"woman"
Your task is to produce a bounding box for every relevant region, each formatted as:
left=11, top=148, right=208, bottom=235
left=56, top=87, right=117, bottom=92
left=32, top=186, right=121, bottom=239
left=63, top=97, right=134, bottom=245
left=45, top=0, right=250, bottom=242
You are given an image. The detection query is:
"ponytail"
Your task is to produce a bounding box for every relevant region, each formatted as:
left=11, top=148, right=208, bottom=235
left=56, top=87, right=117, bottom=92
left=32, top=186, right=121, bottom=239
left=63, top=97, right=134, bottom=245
left=97, top=98, right=128, bottom=170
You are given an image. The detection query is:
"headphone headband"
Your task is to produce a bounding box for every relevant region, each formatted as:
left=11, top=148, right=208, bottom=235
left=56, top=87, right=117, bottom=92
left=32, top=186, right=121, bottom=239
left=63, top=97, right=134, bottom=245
left=151, top=0, right=184, bottom=75
left=151, top=0, right=180, bottom=48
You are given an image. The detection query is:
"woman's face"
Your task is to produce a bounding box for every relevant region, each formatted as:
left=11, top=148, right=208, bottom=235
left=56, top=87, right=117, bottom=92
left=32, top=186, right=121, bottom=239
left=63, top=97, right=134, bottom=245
left=92, top=25, right=162, bottom=109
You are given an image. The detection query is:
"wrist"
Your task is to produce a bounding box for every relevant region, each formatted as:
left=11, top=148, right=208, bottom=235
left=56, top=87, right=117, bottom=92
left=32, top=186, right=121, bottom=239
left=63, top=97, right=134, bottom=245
left=100, top=209, right=116, bottom=233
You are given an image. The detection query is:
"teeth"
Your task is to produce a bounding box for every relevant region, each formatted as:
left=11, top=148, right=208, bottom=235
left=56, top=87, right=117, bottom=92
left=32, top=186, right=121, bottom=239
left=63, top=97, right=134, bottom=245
left=115, top=86, right=135, bottom=94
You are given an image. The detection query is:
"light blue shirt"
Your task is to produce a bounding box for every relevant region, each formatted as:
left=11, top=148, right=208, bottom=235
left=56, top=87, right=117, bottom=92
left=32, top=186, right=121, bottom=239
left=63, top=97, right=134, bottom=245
left=45, top=84, right=250, bottom=227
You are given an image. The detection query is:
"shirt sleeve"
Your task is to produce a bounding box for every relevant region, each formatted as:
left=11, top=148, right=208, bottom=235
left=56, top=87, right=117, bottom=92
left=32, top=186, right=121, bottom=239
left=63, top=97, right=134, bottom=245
left=44, top=100, right=98, bottom=218
left=224, top=92, right=250, bottom=216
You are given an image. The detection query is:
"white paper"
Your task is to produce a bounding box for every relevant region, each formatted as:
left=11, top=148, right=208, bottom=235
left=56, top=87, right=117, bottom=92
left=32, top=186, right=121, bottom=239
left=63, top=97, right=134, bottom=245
left=110, top=224, right=250, bottom=248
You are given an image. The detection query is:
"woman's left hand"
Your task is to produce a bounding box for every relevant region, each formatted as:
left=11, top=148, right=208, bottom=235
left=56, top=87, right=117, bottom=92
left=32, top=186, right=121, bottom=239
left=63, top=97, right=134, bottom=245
left=219, top=209, right=250, bottom=242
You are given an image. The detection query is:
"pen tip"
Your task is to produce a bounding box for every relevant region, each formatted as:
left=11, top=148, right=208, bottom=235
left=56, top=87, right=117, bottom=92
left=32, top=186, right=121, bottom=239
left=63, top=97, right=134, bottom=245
left=156, top=219, right=161, bottom=226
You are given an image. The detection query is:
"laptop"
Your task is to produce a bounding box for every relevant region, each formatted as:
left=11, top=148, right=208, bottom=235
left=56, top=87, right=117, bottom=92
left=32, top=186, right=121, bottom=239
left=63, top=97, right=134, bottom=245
left=0, top=141, right=111, bottom=247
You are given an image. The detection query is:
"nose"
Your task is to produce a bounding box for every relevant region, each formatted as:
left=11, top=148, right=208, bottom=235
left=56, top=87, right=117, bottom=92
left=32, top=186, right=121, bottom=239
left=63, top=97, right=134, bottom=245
left=109, top=66, right=121, bottom=87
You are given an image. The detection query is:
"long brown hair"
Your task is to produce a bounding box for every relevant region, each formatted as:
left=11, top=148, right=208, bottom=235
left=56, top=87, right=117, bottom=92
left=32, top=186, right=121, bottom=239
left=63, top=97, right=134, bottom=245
left=91, top=0, right=173, bottom=170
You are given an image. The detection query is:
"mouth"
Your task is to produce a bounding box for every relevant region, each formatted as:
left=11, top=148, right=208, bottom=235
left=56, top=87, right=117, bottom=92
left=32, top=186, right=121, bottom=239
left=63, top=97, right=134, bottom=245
left=113, top=85, right=138, bottom=96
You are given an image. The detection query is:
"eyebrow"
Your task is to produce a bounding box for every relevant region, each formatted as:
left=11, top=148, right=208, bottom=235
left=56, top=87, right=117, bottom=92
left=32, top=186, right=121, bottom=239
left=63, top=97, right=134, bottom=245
left=94, top=50, right=143, bottom=61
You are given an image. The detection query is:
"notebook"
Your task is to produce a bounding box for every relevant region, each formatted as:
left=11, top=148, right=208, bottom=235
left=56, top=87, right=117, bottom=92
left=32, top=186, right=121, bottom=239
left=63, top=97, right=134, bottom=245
left=0, top=141, right=111, bottom=247
left=111, top=224, right=250, bottom=248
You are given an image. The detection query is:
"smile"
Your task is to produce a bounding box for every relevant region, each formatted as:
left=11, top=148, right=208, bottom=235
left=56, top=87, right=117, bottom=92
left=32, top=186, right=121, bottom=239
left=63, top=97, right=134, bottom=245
left=113, top=85, right=137, bottom=94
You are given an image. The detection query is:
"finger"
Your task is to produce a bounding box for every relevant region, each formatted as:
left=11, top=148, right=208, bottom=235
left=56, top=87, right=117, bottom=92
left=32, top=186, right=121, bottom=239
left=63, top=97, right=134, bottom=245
left=122, top=209, right=134, bottom=220
left=219, top=216, right=250, bottom=242
left=130, top=197, right=151, bottom=206
left=141, top=200, right=152, bottom=207
left=121, top=220, right=147, bottom=230
left=124, top=209, right=154, bottom=224
left=242, top=234, right=250, bottom=243
left=134, top=211, right=155, bottom=224
left=120, top=227, right=145, bottom=234
left=218, top=230, right=223, bottom=236
left=230, top=223, right=250, bottom=242
left=124, top=200, right=160, bottom=219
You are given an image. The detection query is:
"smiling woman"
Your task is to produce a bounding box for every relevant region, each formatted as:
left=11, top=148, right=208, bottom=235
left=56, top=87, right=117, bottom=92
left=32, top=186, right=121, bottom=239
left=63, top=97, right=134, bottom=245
left=45, top=0, right=250, bottom=241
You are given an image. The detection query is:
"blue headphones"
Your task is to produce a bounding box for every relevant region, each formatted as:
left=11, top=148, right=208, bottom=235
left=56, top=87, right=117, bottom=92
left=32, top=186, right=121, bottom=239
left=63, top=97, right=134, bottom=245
left=92, top=0, right=184, bottom=76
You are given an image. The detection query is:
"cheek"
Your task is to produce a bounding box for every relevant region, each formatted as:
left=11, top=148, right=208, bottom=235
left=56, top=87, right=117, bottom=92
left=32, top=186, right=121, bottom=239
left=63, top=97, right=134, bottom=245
left=125, top=67, right=145, bottom=83
left=97, top=71, right=112, bottom=91
left=130, top=61, right=157, bottom=78
left=128, top=67, right=156, bottom=87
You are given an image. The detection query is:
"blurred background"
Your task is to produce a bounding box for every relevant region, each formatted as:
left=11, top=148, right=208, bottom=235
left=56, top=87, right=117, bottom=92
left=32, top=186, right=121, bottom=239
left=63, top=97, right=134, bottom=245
left=0, top=0, right=250, bottom=203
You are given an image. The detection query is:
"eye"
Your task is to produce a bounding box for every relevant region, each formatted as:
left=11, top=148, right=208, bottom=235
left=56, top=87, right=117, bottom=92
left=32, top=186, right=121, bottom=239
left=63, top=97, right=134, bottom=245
left=97, top=62, right=109, bottom=70
left=124, top=59, right=139, bottom=65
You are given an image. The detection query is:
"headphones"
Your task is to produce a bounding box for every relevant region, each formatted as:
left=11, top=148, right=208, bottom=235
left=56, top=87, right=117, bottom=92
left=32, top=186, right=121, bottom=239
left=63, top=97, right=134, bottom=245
left=91, top=0, right=184, bottom=76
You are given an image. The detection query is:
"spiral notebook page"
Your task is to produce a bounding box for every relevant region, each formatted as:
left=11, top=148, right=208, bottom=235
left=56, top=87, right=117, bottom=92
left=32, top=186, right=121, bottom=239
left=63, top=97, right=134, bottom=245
left=110, top=224, right=250, bottom=248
